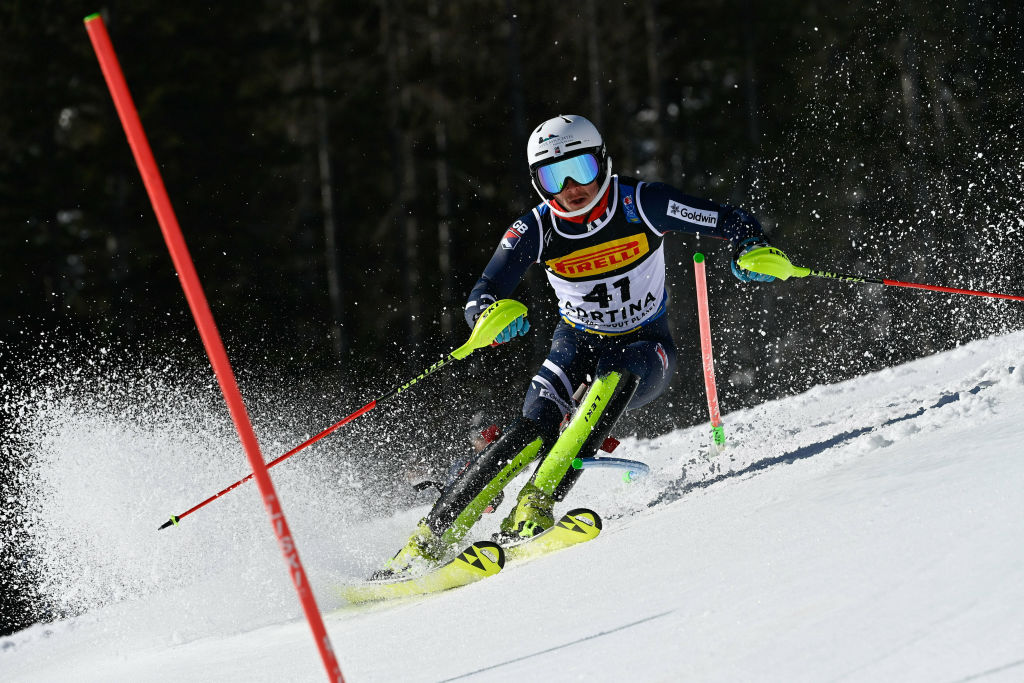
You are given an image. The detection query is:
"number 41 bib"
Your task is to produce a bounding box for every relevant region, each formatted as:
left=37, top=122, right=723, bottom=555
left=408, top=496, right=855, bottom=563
left=539, top=178, right=666, bottom=335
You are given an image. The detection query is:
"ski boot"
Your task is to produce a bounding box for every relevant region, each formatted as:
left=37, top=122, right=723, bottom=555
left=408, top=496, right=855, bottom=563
left=370, top=521, right=444, bottom=580
left=493, top=482, right=555, bottom=543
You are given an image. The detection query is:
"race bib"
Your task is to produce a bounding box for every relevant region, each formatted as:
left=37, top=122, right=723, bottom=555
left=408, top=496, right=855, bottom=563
left=546, top=245, right=666, bottom=333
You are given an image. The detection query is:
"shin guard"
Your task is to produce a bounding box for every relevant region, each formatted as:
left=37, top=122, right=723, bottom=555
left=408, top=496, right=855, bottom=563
left=425, top=416, right=556, bottom=548
left=531, top=370, right=640, bottom=499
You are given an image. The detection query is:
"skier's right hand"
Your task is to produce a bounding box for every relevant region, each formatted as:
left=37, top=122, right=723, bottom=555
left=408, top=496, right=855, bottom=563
left=492, top=314, right=530, bottom=345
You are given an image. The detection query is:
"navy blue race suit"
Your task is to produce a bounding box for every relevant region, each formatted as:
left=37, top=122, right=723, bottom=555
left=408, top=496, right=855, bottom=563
left=465, top=174, right=767, bottom=433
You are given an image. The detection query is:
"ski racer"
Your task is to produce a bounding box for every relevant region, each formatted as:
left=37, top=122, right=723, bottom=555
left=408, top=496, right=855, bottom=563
left=376, top=114, right=792, bottom=577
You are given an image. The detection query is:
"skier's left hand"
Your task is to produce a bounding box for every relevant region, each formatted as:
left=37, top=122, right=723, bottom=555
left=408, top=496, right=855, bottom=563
left=731, top=237, right=777, bottom=283
left=492, top=314, right=530, bottom=345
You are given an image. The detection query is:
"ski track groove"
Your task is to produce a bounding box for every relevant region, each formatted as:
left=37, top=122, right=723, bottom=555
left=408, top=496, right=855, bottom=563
left=438, top=610, right=675, bottom=682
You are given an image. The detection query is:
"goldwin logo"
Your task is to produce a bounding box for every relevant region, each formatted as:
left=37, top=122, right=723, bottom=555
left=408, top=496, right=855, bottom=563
left=667, top=200, right=718, bottom=227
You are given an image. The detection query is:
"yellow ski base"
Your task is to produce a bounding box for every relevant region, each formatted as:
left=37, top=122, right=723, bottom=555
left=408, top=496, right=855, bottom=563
left=504, top=508, right=602, bottom=562
left=340, top=541, right=504, bottom=604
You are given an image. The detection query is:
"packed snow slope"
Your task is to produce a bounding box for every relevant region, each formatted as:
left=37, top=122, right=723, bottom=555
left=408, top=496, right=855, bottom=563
left=3, top=332, right=1024, bottom=682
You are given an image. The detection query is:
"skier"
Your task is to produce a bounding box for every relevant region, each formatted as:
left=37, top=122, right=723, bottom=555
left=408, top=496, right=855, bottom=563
left=376, top=114, right=791, bottom=577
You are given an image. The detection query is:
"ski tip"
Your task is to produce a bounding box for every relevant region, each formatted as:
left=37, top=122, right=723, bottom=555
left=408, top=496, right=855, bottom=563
left=468, top=540, right=506, bottom=570
left=564, top=508, right=603, bottom=532
left=693, top=252, right=705, bottom=263
left=84, top=12, right=101, bottom=22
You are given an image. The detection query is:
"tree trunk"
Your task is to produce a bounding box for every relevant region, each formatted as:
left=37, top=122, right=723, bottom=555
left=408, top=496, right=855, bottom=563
left=585, top=0, right=603, bottom=128
left=505, top=0, right=530, bottom=205
left=741, top=0, right=760, bottom=198
left=429, top=0, right=454, bottom=336
left=380, top=0, right=421, bottom=360
left=308, top=0, right=346, bottom=362
left=397, top=13, right=422, bottom=356
left=644, top=0, right=665, bottom=180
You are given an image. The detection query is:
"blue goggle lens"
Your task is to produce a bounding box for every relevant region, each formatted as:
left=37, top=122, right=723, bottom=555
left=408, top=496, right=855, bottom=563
left=535, top=154, right=600, bottom=194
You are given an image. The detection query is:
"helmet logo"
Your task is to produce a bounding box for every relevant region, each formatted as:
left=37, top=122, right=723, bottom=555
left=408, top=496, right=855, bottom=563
left=538, top=134, right=559, bottom=143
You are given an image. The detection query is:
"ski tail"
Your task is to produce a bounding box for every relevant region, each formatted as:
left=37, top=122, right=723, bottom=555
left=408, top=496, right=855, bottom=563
left=339, top=541, right=505, bottom=604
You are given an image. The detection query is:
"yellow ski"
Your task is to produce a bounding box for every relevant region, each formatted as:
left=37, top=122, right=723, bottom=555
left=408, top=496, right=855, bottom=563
left=339, top=509, right=600, bottom=604
left=504, top=508, right=602, bottom=562
left=339, top=541, right=504, bottom=604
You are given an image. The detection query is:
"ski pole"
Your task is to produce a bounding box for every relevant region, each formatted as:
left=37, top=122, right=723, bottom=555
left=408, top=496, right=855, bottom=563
left=737, top=247, right=1024, bottom=302
left=159, top=299, right=527, bottom=530
left=693, top=253, right=726, bottom=454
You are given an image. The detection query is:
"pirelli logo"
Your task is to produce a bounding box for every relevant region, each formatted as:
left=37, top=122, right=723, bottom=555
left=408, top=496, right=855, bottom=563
left=545, top=234, right=649, bottom=278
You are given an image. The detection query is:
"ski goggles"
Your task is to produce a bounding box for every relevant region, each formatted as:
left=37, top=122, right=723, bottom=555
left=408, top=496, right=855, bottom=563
left=534, top=153, right=601, bottom=194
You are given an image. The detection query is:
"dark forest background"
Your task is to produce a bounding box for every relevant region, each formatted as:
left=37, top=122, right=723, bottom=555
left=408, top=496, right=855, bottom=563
left=1, top=0, right=1022, bottom=636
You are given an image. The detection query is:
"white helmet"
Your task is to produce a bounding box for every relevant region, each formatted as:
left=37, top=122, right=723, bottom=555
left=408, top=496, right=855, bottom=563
left=527, top=114, right=613, bottom=218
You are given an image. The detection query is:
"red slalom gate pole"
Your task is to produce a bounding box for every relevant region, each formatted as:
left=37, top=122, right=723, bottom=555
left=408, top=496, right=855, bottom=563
left=693, top=254, right=726, bottom=454
left=83, top=14, right=343, bottom=682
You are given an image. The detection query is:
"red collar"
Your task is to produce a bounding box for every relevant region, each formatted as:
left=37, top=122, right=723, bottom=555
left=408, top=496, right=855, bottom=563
left=552, top=185, right=611, bottom=224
